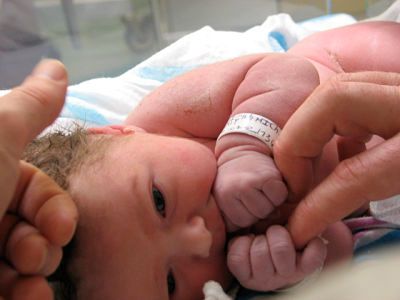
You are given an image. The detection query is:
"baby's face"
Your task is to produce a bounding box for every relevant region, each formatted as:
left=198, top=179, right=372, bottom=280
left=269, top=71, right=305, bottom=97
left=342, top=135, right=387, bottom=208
left=68, top=132, right=231, bottom=299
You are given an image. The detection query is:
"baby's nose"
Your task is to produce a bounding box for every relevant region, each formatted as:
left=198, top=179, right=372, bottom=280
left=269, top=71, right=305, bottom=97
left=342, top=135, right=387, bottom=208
left=175, top=216, right=212, bottom=258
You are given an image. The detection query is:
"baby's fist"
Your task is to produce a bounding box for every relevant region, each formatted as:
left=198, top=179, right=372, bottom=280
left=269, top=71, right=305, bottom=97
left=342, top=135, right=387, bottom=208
left=214, top=151, right=287, bottom=231
left=228, top=226, right=327, bottom=291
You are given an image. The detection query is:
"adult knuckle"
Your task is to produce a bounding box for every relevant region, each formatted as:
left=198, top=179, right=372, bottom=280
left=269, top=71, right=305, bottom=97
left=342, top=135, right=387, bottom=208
left=323, top=74, right=349, bottom=100
left=0, top=133, right=23, bottom=161
left=332, top=156, right=372, bottom=203
left=334, top=155, right=367, bottom=183
left=13, top=82, right=51, bottom=108
left=332, top=72, right=352, bottom=82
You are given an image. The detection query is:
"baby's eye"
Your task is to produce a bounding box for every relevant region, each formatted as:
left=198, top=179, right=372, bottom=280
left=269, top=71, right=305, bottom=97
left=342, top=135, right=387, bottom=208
left=152, top=187, right=166, bottom=217
left=167, top=271, right=176, bottom=295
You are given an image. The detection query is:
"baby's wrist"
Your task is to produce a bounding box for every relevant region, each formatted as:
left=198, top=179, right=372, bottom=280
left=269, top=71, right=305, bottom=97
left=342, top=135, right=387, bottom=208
left=216, top=136, right=272, bottom=166
left=218, top=113, right=281, bottom=149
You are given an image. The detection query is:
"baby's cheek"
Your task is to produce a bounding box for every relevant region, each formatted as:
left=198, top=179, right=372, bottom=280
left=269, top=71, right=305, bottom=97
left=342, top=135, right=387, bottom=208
left=322, top=221, right=353, bottom=266
left=185, top=145, right=216, bottom=174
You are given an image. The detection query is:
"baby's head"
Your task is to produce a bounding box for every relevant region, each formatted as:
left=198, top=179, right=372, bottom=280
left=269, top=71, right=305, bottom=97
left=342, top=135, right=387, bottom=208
left=24, top=125, right=232, bottom=300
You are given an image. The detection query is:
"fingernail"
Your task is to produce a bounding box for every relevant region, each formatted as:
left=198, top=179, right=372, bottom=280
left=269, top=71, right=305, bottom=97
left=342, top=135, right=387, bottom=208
left=32, top=59, right=66, bottom=81
left=318, top=235, right=329, bottom=245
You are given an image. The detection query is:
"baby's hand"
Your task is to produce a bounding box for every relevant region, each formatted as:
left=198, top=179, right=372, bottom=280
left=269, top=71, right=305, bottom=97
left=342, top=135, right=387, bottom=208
left=214, top=150, right=287, bottom=231
left=227, top=225, right=327, bottom=291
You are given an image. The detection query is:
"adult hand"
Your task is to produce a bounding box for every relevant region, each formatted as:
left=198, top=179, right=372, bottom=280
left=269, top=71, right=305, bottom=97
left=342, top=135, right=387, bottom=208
left=0, top=60, right=78, bottom=299
left=274, top=72, right=400, bottom=248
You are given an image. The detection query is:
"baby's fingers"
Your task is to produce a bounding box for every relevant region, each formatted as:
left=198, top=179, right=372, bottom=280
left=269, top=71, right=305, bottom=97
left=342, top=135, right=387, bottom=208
left=227, top=235, right=254, bottom=283
left=249, top=235, right=274, bottom=281
left=240, top=189, right=275, bottom=220
left=6, top=222, right=61, bottom=276
left=267, top=225, right=296, bottom=277
left=222, top=199, right=258, bottom=229
left=299, top=237, right=327, bottom=276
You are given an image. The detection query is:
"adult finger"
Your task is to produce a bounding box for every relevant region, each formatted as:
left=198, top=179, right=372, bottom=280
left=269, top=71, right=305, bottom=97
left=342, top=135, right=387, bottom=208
left=274, top=72, right=400, bottom=247
left=6, top=221, right=62, bottom=276
left=0, top=262, right=53, bottom=300
left=275, top=72, right=400, bottom=200
left=275, top=72, right=400, bottom=195
left=10, top=162, right=78, bottom=247
left=0, top=214, right=19, bottom=256
left=0, top=60, right=67, bottom=219
left=290, top=136, right=400, bottom=247
left=0, top=59, right=67, bottom=157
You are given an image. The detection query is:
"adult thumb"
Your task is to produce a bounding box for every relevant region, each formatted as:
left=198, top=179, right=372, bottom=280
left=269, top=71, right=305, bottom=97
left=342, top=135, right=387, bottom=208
left=0, top=59, right=67, bottom=157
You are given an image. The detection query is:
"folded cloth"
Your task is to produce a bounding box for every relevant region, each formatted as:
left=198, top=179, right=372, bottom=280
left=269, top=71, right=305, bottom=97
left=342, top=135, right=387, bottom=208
left=370, top=195, right=400, bottom=225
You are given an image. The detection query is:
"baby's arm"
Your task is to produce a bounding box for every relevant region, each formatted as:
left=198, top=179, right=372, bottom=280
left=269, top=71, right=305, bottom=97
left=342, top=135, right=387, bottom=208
left=125, top=54, right=268, bottom=137
left=213, top=54, right=320, bottom=230
left=125, top=53, right=318, bottom=138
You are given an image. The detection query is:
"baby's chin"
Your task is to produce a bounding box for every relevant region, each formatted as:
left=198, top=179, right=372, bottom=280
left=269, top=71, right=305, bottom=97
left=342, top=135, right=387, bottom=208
left=322, top=221, right=353, bottom=267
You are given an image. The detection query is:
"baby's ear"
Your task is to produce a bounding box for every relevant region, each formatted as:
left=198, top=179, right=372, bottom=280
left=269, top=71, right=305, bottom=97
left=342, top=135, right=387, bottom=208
left=88, top=125, right=146, bottom=135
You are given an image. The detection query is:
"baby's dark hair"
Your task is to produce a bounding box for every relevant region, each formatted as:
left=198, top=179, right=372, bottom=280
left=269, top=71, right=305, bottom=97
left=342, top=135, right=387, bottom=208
left=23, top=126, right=112, bottom=300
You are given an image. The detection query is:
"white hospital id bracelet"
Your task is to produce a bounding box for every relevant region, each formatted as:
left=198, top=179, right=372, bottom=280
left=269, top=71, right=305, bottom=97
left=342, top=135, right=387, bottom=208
left=217, top=113, right=281, bottom=149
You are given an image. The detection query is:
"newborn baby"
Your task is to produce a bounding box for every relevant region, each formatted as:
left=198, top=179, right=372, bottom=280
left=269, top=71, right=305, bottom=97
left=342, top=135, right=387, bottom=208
left=23, top=21, right=400, bottom=299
